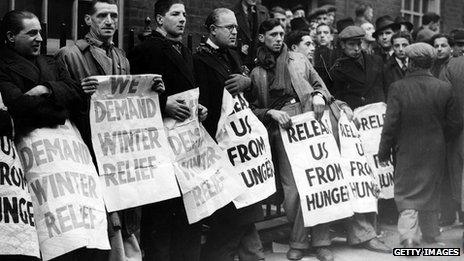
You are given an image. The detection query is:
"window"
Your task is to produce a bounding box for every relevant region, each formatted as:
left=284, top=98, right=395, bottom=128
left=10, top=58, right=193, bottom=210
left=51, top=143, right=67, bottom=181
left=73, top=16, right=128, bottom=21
left=401, top=0, right=440, bottom=28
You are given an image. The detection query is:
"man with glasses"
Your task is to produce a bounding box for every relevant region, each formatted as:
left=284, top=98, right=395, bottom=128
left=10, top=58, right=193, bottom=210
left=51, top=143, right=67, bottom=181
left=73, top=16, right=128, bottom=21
left=194, top=8, right=265, bottom=261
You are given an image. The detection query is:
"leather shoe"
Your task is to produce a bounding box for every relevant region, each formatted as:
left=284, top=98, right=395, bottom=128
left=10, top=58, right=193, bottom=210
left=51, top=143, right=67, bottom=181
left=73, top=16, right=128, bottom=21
left=286, top=248, right=304, bottom=260
left=315, top=247, right=334, bottom=261
left=359, top=238, right=392, bottom=253
left=401, top=238, right=416, bottom=248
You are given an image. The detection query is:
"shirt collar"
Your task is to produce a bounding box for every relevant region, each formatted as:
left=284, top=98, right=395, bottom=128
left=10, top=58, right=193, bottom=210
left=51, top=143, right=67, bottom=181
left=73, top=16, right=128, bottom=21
left=85, top=33, right=114, bottom=49
left=206, top=38, right=220, bottom=50
left=395, top=57, right=408, bottom=67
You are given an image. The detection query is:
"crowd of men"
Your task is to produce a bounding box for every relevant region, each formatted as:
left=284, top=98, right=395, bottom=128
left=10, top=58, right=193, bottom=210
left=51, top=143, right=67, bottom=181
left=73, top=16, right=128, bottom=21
left=1, top=0, right=464, bottom=261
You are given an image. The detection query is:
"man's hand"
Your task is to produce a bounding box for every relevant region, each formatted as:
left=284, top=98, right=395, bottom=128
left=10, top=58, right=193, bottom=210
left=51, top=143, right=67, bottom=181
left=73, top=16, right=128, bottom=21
left=151, top=76, right=165, bottom=93
left=165, top=99, right=191, bottom=121
left=224, top=74, right=251, bottom=96
left=341, top=104, right=354, bottom=121
left=312, top=93, right=326, bottom=120
left=198, top=104, right=208, bottom=122
left=267, top=109, right=292, bottom=129
left=25, top=85, right=50, bottom=96
left=81, top=77, right=99, bottom=95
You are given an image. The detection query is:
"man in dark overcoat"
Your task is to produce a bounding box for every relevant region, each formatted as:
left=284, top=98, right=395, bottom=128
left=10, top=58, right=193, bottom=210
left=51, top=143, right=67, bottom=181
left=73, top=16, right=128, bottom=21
left=378, top=43, right=463, bottom=247
left=193, top=9, right=265, bottom=261
left=233, top=0, right=269, bottom=68
left=129, top=1, right=206, bottom=260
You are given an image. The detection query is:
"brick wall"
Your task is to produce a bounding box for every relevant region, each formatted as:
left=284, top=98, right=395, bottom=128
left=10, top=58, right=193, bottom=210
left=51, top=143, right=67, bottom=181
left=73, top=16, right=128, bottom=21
left=440, top=0, right=464, bottom=34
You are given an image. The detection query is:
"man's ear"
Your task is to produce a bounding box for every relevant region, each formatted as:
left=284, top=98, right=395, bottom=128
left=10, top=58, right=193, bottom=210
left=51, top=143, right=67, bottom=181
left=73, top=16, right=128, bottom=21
left=155, top=14, right=163, bottom=27
left=84, top=14, right=92, bottom=26
left=258, top=34, right=265, bottom=43
left=6, top=31, right=15, bottom=44
left=340, top=41, right=346, bottom=49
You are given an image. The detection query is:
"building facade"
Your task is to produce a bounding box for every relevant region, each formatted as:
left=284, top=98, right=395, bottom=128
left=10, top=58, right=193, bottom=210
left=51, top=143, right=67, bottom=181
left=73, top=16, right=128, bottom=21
left=0, top=0, right=463, bottom=54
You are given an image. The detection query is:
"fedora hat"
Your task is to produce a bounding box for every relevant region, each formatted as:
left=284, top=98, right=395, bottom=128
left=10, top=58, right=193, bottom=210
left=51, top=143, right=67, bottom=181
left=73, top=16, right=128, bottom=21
left=373, top=15, right=400, bottom=38
left=395, top=16, right=414, bottom=31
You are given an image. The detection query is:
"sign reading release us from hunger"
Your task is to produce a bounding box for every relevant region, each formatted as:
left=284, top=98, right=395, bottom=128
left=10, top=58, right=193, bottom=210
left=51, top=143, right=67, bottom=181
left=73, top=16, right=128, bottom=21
left=164, top=88, right=245, bottom=224
left=216, top=91, right=275, bottom=209
left=280, top=111, right=353, bottom=227
left=17, top=120, right=110, bottom=261
left=90, top=75, right=180, bottom=211
left=338, top=113, right=378, bottom=213
left=354, top=102, right=394, bottom=199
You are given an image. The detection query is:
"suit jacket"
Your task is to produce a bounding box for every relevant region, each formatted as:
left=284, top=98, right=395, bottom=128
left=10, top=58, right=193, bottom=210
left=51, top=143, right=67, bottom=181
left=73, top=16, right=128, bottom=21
left=129, top=31, right=196, bottom=113
left=0, top=47, right=81, bottom=137
left=378, top=70, right=462, bottom=211
left=330, top=52, right=386, bottom=109
left=193, top=43, right=264, bottom=225
left=233, top=2, right=269, bottom=67
left=383, top=56, right=407, bottom=97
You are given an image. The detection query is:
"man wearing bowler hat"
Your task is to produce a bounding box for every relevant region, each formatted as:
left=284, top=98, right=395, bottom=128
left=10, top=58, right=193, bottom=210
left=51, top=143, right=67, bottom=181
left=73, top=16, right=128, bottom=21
left=451, top=29, right=464, bottom=57
left=331, top=26, right=386, bottom=109
left=373, top=15, right=400, bottom=62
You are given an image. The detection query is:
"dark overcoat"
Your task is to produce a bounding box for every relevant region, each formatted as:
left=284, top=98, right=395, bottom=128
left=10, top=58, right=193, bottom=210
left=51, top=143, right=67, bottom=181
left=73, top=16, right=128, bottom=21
left=0, top=47, right=81, bottom=137
left=193, top=44, right=264, bottom=225
left=383, top=56, right=407, bottom=97
left=330, top=52, right=386, bottom=109
left=378, top=70, right=462, bottom=211
left=440, top=56, right=464, bottom=210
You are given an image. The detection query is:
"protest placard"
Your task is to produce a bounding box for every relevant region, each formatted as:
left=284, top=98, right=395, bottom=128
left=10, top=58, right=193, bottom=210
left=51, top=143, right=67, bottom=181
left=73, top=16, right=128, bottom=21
left=216, top=91, right=275, bottom=209
left=16, top=120, right=110, bottom=261
left=280, top=111, right=354, bottom=227
left=354, top=102, right=394, bottom=199
left=89, top=75, right=180, bottom=212
left=338, top=113, right=378, bottom=213
left=0, top=131, right=40, bottom=257
left=164, top=88, right=245, bottom=224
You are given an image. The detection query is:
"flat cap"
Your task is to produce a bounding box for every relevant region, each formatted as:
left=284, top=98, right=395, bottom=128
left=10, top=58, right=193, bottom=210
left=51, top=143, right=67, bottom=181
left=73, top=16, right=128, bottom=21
left=338, top=25, right=365, bottom=40
left=404, top=43, right=437, bottom=59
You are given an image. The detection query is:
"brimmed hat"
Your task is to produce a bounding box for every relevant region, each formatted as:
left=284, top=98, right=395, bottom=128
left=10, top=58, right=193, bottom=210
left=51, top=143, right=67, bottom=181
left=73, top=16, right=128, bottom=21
left=336, top=17, right=355, bottom=34
left=338, top=26, right=365, bottom=41
left=453, top=29, right=464, bottom=43
left=373, top=15, right=400, bottom=38
left=290, top=17, right=310, bottom=31
left=394, top=16, right=414, bottom=31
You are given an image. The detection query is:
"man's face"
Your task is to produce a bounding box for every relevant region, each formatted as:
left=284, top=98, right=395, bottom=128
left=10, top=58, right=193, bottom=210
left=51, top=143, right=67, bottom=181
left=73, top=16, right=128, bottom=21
left=341, top=38, right=362, bottom=58
left=316, top=14, right=328, bottom=25
left=392, top=37, right=409, bottom=59
left=430, top=21, right=440, bottom=32
left=292, top=35, right=315, bottom=59
left=316, top=25, right=332, bottom=46
left=272, top=13, right=287, bottom=29
left=361, top=22, right=375, bottom=41
left=434, top=37, right=451, bottom=59
left=85, top=2, right=118, bottom=41
left=364, top=7, right=373, bottom=22
left=259, top=25, right=285, bottom=53
left=294, top=9, right=305, bottom=18
left=212, top=12, right=238, bottom=48
left=11, top=17, right=42, bottom=57
left=158, top=4, right=186, bottom=37
left=455, top=42, right=464, bottom=55
left=377, top=28, right=394, bottom=48
left=285, top=10, right=293, bottom=20
left=326, top=12, right=335, bottom=26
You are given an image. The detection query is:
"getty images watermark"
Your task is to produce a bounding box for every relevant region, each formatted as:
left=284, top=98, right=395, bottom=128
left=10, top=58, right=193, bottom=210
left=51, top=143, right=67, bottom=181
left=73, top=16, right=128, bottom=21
left=393, top=248, right=462, bottom=256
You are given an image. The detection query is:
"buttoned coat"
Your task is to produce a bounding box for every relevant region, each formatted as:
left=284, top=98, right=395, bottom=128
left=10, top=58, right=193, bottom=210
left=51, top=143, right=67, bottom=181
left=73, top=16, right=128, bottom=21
left=0, top=47, right=81, bottom=137
left=378, top=70, right=462, bottom=211
left=383, top=56, right=407, bottom=97
left=330, top=52, right=386, bottom=109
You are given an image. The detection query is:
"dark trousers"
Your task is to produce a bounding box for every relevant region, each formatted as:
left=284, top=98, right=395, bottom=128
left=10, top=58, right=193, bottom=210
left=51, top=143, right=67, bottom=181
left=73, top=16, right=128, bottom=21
left=141, top=198, right=201, bottom=261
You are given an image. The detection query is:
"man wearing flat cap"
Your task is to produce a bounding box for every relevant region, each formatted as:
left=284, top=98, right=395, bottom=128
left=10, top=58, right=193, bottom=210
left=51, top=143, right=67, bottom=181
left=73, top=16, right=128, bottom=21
left=379, top=43, right=463, bottom=247
left=331, top=26, right=386, bottom=109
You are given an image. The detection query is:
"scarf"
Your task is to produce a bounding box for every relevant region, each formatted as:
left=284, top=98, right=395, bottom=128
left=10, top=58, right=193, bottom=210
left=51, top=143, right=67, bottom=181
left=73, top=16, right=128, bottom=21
left=256, top=44, right=293, bottom=95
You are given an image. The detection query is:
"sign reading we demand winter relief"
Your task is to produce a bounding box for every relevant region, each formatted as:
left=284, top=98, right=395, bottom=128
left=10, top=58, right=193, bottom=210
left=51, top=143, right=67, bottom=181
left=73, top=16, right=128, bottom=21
left=280, top=111, right=354, bottom=227
left=216, top=92, right=275, bottom=209
left=0, top=114, right=40, bottom=257
left=354, top=102, right=394, bottom=199
left=17, top=120, right=110, bottom=261
left=90, top=75, right=180, bottom=211
left=164, top=88, right=244, bottom=224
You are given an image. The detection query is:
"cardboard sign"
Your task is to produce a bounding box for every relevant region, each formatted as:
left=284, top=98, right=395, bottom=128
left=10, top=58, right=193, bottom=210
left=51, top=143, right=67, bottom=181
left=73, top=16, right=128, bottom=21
left=90, top=75, right=180, bottom=211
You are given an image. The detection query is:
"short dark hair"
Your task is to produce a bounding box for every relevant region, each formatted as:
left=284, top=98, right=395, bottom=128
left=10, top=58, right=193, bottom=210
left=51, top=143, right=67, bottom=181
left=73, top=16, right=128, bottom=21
left=154, top=0, right=184, bottom=24
left=316, top=23, right=332, bottom=33
left=391, top=31, right=412, bottom=45
left=270, top=6, right=286, bottom=17
left=88, top=0, right=117, bottom=15
left=285, top=30, right=310, bottom=47
left=355, top=3, right=372, bottom=17
left=422, top=12, right=440, bottom=25
left=204, top=8, right=233, bottom=32
left=430, top=33, right=454, bottom=46
left=258, top=19, right=283, bottom=34
left=0, top=10, right=37, bottom=45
